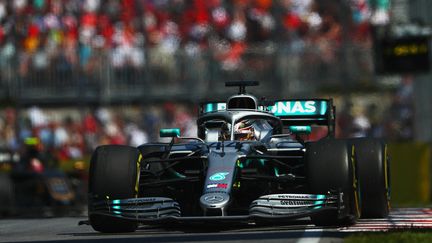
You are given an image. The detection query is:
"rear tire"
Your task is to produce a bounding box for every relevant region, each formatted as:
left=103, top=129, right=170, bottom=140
left=306, top=139, right=360, bottom=226
left=88, top=145, right=140, bottom=233
left=352, top=138, right=390, bottom=218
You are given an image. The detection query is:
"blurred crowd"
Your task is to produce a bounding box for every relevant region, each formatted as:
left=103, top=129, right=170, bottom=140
left=0, top=0, right=374, bottom=78
left=0, top=103, right=197, bottom=163
left=0, top=0, right=412, bottom=163
left=0, top=79, right=414, bottom=163
left=337, top=77, right=414, bottom=141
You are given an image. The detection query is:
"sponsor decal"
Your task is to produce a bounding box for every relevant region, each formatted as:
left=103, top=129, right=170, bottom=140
left=277, top=194, right=316, bottom=199
left=271, top=101, right=317, bottom=114
left=217, top=184, right=228, bottom=189
left=209, top=172, right=229, bottom=181
left=269, top=101, right=327, bottom=116
left=280, top=200, right=314, bottom=206
left=132, top=198, right=157, bottom=203
left=202, top=100, right=328, bottom=117
left=204, top=195, right=224, bottom=203
left=207, top=183, right=228, bottom=189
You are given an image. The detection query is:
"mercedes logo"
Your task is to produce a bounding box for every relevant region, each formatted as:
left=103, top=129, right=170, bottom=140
left=204, top=195, right=224, bottom=203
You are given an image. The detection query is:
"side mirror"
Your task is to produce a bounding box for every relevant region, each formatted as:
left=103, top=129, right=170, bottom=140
left=160, top=128, right=181, bottom=138
left=289, top=126, right=312, bottom=135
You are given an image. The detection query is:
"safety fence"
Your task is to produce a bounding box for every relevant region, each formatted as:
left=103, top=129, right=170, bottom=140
left=0, top=43, right=374, bottom=104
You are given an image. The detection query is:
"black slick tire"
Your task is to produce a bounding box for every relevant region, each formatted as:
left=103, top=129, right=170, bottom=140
left=352, top=138, right=390, bottom=218
left=306, top=139, right=360, bottom=226
left=88, top=145, right=140, bottom=233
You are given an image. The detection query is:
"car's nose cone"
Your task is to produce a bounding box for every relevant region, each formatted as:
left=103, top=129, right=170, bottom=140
left=200, top=193, right=230, bottom=209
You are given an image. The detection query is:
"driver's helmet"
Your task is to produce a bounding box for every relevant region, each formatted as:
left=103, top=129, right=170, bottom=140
left=234, top=120, right=256, bottom=141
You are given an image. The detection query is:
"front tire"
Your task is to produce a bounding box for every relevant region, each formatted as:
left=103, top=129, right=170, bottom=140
left=88, top=145, right=140, bottom=233
left=306, top=139, right=360, bottom=226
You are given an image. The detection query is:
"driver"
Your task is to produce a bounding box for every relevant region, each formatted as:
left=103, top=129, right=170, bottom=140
left=234, top=120, right=256, bottom=141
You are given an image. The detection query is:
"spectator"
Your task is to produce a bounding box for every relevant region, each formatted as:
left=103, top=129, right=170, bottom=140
left=0, top=0, right=373, bottom=86
left=0, top=0, right=406, bottom=159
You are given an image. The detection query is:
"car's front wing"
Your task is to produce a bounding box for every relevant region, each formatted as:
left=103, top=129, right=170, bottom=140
left=88, top=193, right=343, bottom=224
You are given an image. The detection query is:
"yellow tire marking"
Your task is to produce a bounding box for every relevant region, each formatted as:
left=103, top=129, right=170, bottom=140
left=384, top=145, right=389, bottom=189
left=135, top=153, right=142, bottom=196
left=352, top=145, right=361, bottom=218
left=383, top=144, right=391, bottom=210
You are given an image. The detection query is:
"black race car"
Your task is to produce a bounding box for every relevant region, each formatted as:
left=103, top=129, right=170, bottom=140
left=87, top=81, right=390, bottom=232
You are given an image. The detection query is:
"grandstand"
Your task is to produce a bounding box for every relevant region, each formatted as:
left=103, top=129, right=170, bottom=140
left=0, top=0, right=429, bottom=160
left=0, top=0, right=374, bottom=103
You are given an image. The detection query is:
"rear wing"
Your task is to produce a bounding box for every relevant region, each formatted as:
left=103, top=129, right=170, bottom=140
left=269, top=99, right=336, bottom=137
left=199, top=99, right=336, bottom=137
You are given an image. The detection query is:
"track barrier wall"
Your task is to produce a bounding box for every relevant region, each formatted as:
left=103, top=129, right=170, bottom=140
left=388, top=143, right=431, bottom=206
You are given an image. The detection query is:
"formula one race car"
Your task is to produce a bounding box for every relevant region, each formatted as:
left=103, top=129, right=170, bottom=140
left=87, top=81, right=390, bottom=232
left=0, top=140, right=76, bottom=217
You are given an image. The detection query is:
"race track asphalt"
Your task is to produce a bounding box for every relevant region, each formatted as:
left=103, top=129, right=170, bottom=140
left=1, top=208, right=431, bottom=243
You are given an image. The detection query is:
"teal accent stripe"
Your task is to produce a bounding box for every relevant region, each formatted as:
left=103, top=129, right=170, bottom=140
left=206, top=103, right=213, bottom=113
left=320, top=101, right=327, bottom=115
left=314, top=194, right=326, bottom=209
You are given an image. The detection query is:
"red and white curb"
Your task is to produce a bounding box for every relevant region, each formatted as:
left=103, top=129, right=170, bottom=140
left=339, top=208, right=432, bottom=232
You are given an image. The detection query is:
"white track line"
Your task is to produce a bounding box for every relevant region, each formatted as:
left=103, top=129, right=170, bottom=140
left=296, top=228, right=323, bottom=243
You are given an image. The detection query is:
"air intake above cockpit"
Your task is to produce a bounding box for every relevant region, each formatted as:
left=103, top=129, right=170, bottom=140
left=227, top=95, right=258, bottom=110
